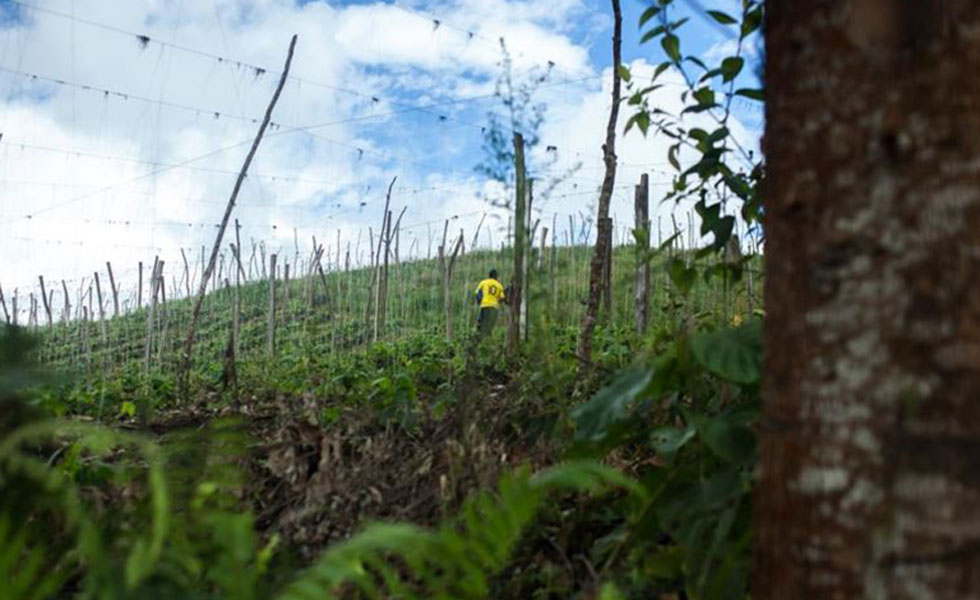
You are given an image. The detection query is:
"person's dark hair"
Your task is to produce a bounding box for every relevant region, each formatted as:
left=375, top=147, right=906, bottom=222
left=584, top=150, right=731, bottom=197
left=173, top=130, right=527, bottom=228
left=488, top=268, right=498, bottom=279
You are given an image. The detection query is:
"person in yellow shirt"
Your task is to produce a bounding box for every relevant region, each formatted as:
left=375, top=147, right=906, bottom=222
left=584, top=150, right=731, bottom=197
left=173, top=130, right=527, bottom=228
left=474, top=269, right=506, bottom=334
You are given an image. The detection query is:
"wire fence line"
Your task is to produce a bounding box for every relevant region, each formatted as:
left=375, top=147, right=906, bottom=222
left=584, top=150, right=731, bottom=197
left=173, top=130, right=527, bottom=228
left=9, top=205, right=761, bottom=386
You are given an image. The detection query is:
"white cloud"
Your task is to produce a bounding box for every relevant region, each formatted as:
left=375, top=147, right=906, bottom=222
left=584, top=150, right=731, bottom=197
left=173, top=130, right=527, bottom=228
left=0, top=0, right=763, bottom=326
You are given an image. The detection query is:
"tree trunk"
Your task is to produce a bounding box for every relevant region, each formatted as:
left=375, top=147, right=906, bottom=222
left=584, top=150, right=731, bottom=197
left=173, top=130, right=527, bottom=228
left=756, top=3, right=980, bottom=597
left=577, top=0, right=622, bottom=367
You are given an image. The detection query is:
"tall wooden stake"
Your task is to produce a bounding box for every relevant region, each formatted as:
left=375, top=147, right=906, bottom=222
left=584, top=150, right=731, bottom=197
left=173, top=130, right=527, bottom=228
left=267, top=253, right=277, bottom=356
left=177, top=34, right=297, bottom=401
left=634, top=173, right=650, bottom=334
left=61, top=280, right=70, bottom=323
left=106, top=261, right=119, bottom=317
left=508, top=132, right=527, bottom=351
left=38, top=276, right=52, bottom=328
left=94, top=272, right=107, bottom=343
left=0, top=283, right=8, bottom=324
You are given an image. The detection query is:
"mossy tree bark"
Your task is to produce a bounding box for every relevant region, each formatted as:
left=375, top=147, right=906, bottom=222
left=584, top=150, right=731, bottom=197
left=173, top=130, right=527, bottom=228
left=757, top=2, right=980, bottom=597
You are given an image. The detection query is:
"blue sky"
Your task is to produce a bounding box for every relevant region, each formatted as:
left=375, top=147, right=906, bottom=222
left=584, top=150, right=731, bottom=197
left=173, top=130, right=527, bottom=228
left=0, top=0, right=762, bottom=311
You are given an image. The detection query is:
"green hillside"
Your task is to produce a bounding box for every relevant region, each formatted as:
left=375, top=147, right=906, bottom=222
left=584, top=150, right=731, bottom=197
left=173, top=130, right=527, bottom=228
left=38, top=242, right=756, bottom=400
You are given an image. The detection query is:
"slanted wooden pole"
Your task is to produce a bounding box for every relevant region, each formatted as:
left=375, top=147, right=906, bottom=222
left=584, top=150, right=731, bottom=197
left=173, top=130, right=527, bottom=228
left=234, top=220, right=246, bottom=282
left=0, top=283, right=8, bottom=324
left=472, top=212, right=487, bottom=250
left=94, top=272, right=107, bottom=343
left=61, top=280, right=70, bottom=323
left=106, top=262, right=119, bottom=317
left=137, top=262, right=144, bottom=310
left=177, top=34, right=298, bottom=401
left=180, top=248, right=191, bottom=298
left=144, top=260, right=161, bottom=370
left=38, top=276, right=52, bottom=328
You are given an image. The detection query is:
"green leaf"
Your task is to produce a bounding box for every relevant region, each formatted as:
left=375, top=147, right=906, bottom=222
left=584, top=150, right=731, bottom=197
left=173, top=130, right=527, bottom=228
left=600, top=582, right=627, bottom=600
left=662, top=33, right=681, bottom=62
left=688, top=128, right=709, bottom=144
left=120, top=401, right=136, bottom=417
left=639, top=5, right=661, bottom=28
left=700, top=418, right=756, bottom=465
left=635, top=111, right=650, bottom=135
left=706, top=10, right=737, bottom=25
left=740, top=5, right=763, bottom=38
left=685, top=55, right=707, bottom=71
left=693, top=86, right=715, bottom=106
left=644, top=546, right=684, bottom=579
left=689, top=320, right=762, bottom=385
left=698, top=67, right=723, bottom=83
left=639, top=25, right=667, bottom=44
left=571, top=364, right=653, bottom=448
left=616, top=64, right=631, bottom=83
left=654, top=61, right=672, bottom=79
left=650, top=425, right=696, bottom=460
left=734, top=88, right=764, bottom=101
left=668, top=143, right=681, bottom=171
left=668, top=258, right=697, bottom=297
left=708, top=127, right=729, bottom=143
left=721, top=57, right=744, bottom=83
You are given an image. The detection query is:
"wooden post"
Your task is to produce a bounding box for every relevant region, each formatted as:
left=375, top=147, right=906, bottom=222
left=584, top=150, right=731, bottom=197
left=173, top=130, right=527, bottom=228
left=11, top=289, right=17, bottom=326
left=180, top=248, right=191, bottom=298
left=177, top=35, right=298, bottom=401
left=38, top=276, right=52, bottom=328
left=267, top=253, right=277, bottom=356
left=0, top=283, right=8, bottom=324
left=106, top=262, right=120, bottom=317
left=94, top=272, right=107, bottom=343
left=537, top=227, right=549, bottom=271
left=634, top=173, right=650, bottom=334
left=380, top=210, right=392, bottom=335
left=260, top=242, right=267, bottom=278
left=508, top=132, right=527, bottom=350
left=283, top=262, right=291, bottom=309
left=370, top=177, right=397, bottom=342
left=158, top=266, right=169, bottom=365
left=472, top=212, right=487, bottom=250
left=61, top=280, right=70, bottom=323
left=441, top=233, right=464, bottom=342
left=137, top=262, right=144, bottom=310
left=144, top=260, right=161, bottom=370
left=232, top=274, right=241, bottom=358
left=234, top=220, right=246, bottom=282
left=82, top=306, right=90, bottom=373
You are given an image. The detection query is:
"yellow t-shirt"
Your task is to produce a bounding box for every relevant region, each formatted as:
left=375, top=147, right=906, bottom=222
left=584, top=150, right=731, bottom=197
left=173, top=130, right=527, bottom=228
left=475, top=278, right=505, bottom=308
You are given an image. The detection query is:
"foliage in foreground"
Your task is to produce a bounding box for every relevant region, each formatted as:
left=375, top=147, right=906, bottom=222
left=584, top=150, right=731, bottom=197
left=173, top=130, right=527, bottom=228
left=0, top=294, right=761, bottom=599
